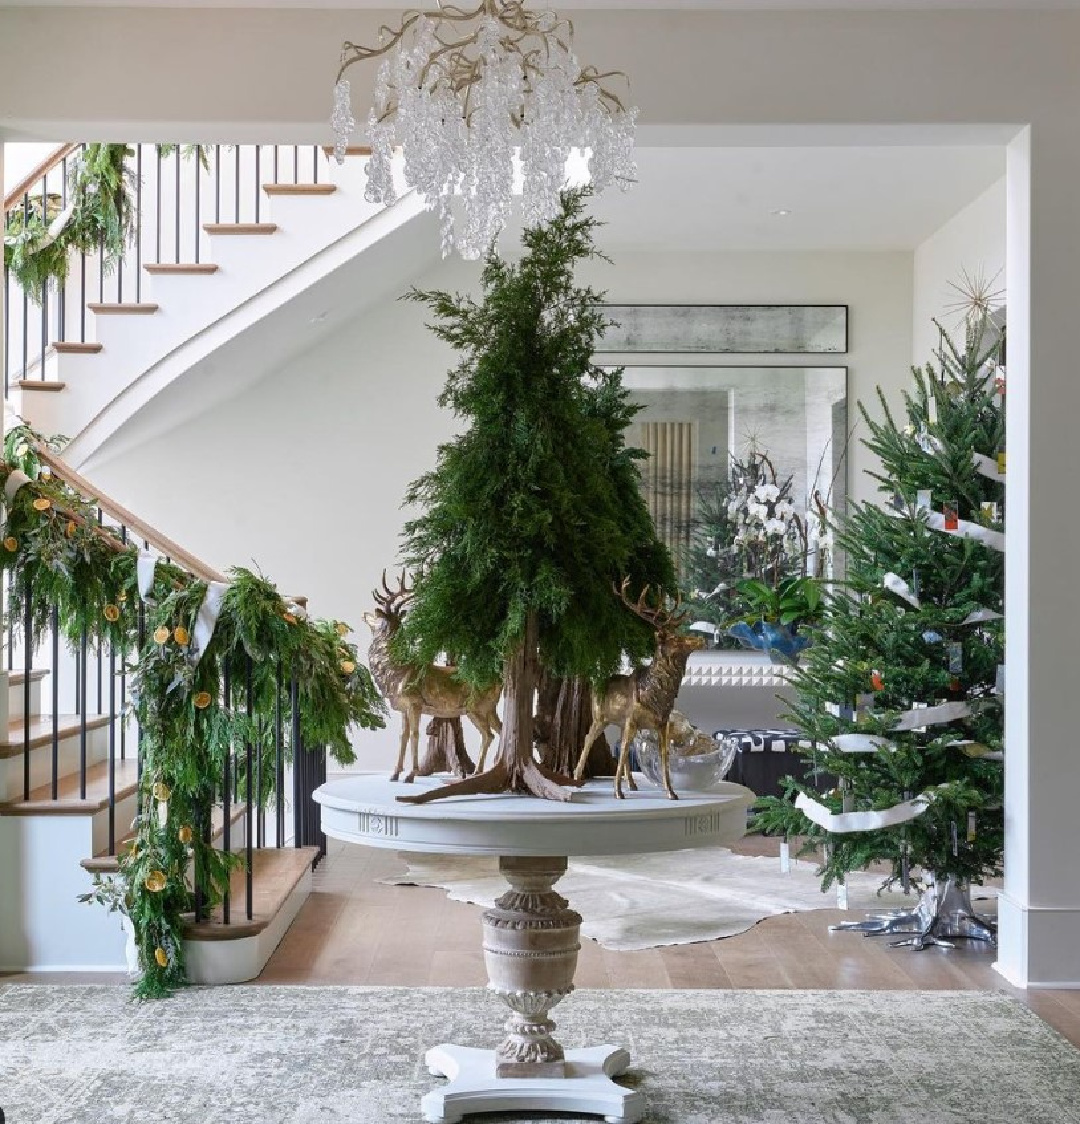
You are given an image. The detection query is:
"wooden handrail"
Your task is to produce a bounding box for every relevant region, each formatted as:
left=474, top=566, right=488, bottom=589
left=4, top=143, right=80, bottom=215
left=32, top=444, right=227, bottom=585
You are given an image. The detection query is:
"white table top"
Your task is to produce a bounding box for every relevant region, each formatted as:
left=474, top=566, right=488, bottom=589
left=314, top=773, right=755, bottom=857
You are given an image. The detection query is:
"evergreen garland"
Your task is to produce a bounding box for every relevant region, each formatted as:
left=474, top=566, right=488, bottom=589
left=1, top=427, right=385, bottom=998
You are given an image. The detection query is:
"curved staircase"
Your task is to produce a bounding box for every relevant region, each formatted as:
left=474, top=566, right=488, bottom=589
left=0, top=447, right=326, bottom=978
left=4, top=142, right=436, bottom=470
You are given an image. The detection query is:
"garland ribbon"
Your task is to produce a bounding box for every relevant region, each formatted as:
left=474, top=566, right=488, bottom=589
left=972, top=451, right=1005, bottom=482
left=137, top=550, right=158, bottom=600
left=192, top=580, right=230, bottom=661
left=796, top=790, right=930, bottom=833
left=885, top=504, right=1005, bottom=552
left=883, top=571, right=920, bottom=607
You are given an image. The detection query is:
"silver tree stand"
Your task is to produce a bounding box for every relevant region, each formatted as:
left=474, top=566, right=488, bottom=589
left=831, top=875, right=996, bottom=950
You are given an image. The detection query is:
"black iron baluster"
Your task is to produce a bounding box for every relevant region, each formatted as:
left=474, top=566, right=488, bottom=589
left=193, top=801, right=206, bottom=923
left=58, top=156, right=68, bottom=342
left=96, top=510, right=103, bottom=714
left=3, top=261, right=10, bottom=396
left=98, top=232, right=105, bottom=303
left=194, top=147, right=201, bottom=264
left=313, top=145, right=319, bottom=184
left=273, top=145, right=279, bottom=185
left=21, top=195, right=30, bottom=384
left=119, top=526, right=127, bottom=760
left=79, top=626, right=88, bottom=799
left=292, top=144, right=299, bottom=185
left=22, top=576, right=33, bottom=802
left=136, top=591, right=145, bottom=782
left=40, top=276, right=48, bottom=379
left=136, top=146, right=143, bottom=303
left=174, top=147, right=181, bottom=264
left=6, top=572, right=12, bottom=672
left=215, top=145, right=221, bottom=223
left=79, top=252, right=87, bottom=342
left=108, top=636, right=116, bottom=854
left=254, top=146, right=261, bottom=224
left=222, top=656, right=231, bottom=926
left=235, top=146, right=241, bottom=223
left=245, top=655, right=254, bottom=920
left=291, top=671, right=302, bottom=847
left=275, top=659, right=284, bottom=847
left=50, top=604, right=59, bottom=800
left=155, top=146, right=162, bottom=264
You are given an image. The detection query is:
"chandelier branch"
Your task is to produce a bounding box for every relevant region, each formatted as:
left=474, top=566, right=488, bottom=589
left=331, top=0, right=638, bottom=258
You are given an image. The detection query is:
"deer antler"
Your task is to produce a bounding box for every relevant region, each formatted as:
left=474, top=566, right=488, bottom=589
left=372, top=569, right=414, bottom=613
left=613, top=577, right=689, bottom=634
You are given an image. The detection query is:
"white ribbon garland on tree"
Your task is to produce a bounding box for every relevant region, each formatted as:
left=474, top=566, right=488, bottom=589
left=885, top=503, right=1004, bottom=552
left=882, top=571, right=920, bottom=607
left=796, top=790, right=931, bottom=832
left=972, top=451, right=1006, bottom=482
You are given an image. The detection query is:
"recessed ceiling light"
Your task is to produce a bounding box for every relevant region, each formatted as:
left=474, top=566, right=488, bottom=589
left=771, top=208, right=792, bottom=217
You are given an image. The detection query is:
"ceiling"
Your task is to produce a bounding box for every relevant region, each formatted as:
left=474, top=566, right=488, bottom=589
left=502, top=145, right=1005, bottom=252
left=8, top=0, right=1079, bottom=7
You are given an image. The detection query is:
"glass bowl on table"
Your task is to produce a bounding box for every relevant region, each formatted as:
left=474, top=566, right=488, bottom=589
left=633, top=711, right=739, bottom=794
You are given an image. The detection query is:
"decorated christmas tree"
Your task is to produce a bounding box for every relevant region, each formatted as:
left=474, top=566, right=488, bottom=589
left=392, top=189, right=675, bottom=803
left=755, top=302, right=1005, bottom=948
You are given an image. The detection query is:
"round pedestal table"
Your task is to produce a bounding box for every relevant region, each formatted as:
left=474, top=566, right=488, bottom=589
left=314, top=774, right=754, bottom=1124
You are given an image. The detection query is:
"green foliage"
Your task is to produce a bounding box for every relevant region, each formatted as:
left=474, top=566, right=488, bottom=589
left=396, top=189, right=675, bottom=694
left=734, top=575, right=823, bottom=626
left=4, top=144, right=136, bottom=300
left=754, top=313, right=1006, bottom=890
left=2, top=435, right=385, bottom=997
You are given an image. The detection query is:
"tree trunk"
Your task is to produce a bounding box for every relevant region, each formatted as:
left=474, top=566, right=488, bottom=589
left=397, top=610, right=581, bottom=805
left=497, top=609, right=539, bottom=778
left=537, top=673, right=612, bottom=778
left=417, top=717, right=474, bottom=778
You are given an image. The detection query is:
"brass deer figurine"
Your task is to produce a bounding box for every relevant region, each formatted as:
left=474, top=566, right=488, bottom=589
left=364, top=572, right=503, bottom=783
left=574, top=580, right=705, bottom=800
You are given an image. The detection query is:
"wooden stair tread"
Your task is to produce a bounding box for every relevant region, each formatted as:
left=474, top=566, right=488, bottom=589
left=183, top=847, right=317, bottom=940
left=144, top=262, right=220, bottom=275
left=0, top=758, right=139, bottom=815
left=87, top=303, right=159, bottom=315
left=17, top=380, right=65, bottom=392
left=52, top=341, right=103, bottom=354
left=0, top=712, right=110, bottom=758
left=202, top=223, right=278, bottom=235
left=82, top=802, right=246, bottom=874
left=263, top=183, right=337, bottom=196
left=9, top=669, right=49, bottom=686
left=321, top=145, right=372, bottom=157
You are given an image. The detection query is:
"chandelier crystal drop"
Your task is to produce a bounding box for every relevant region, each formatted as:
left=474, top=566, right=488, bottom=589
left=331, top=1, right=638, bottom=260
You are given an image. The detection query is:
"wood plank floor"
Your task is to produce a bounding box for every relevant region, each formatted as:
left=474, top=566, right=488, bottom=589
left=254, top=836, right=1080, bottom=1048
left=5, top=836, right=1078, bottom=1050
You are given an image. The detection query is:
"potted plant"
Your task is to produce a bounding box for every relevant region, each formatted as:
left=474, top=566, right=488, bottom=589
left=727, top=575, right=824, bottom=662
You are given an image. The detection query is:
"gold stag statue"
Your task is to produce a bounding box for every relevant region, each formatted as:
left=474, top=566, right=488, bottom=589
left=574, top=580, right=705, bottom=800
left=364, top=572, right=503, bottom=783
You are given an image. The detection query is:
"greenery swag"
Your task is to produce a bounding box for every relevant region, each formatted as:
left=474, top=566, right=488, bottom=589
left=1, top=428, right=385, bottom=997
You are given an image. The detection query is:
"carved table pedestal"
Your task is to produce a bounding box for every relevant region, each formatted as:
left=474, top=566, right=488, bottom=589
left=314, top=774, right=754, bottom=1123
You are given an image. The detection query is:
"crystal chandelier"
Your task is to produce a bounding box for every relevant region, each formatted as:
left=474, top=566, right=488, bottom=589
left=330, top=0, right=638, bottom=259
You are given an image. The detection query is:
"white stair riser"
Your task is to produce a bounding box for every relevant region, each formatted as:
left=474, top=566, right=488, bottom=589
left=8, top=677, right=43, bottom=722
left=0, top=814, right=128, bottom=971
left=90, top=788, right=141, bottom=858
left=0, top=723, right=113, bottom=803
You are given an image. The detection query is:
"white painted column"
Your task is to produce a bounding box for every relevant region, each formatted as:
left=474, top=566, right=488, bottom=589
left=997, top=124, right=1080, bottom=988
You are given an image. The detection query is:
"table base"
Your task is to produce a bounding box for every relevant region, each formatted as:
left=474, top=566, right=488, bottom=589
left=421, top=1044, right=645, bottom=1123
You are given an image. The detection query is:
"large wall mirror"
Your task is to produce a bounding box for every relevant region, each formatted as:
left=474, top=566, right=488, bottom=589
left=618, top=365, right=849, bottom=646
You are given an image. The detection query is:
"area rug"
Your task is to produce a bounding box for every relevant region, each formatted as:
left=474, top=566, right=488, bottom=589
left=1, top=985, right=1076, bottom=1124
left=379, top=850, right=993, bottom=950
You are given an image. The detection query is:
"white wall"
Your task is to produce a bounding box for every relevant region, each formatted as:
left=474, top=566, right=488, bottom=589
left=912, top=178, right=1006, bottom=365
left=85, top=247, right=912, bottom=771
